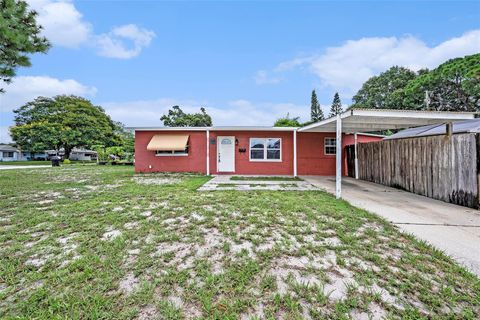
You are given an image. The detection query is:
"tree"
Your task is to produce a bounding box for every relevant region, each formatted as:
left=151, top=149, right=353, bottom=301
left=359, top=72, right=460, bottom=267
left=11, top=95, right=123, bottom=159
left=329, top=92, right=343, bottom=117
left=0, top=0, right=50, bottom=93
left=310, top=90, right=324, bottom=122
left=351, top=66, right=417, bottom=109
left=160, top=106, right=212, bottom=127
left=402, top=53, right=480, bottom=111
left=274, top=113, right=301, bottom=127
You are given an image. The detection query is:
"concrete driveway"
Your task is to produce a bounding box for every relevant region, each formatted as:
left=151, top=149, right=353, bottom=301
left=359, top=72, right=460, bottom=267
left=302, top=176, right=480, bottom=276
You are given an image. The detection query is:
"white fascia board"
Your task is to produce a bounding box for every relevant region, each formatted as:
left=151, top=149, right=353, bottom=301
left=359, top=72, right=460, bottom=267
left=351, top=109, right=476, bottom=120
left=133, top=126, right=298, bottom=132
left=211, top=126, right=297, bottom=131
left=132, top=127, right=209, bottom=132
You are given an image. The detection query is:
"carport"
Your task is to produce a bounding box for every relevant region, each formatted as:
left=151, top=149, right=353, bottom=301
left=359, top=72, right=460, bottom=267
left=298, top=109, right=476, bottom=199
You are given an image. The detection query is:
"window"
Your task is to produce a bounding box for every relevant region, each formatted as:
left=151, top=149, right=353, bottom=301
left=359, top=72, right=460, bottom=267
left=325, top=138, right=336, bottom=155
left=155, top=146, right=189, bottom=156
left=2, top=152, right=14, bottom=158
left=249, top=138, right=281, bottom=161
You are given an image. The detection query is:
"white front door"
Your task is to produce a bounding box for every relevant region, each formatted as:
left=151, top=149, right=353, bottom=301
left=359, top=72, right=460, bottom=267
left=217, top=136, right=235, bottom=172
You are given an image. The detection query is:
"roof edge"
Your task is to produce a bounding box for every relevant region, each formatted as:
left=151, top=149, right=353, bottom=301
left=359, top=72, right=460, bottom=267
left=132, top=126, right=298, bottom=132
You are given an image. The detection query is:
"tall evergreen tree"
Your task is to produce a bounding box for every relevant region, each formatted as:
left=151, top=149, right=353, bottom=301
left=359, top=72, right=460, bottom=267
left=310, top=90, right=324, bottom=121
left=329, top=92, right=343, bottom=117
left=0, top=0, right=50, bottom=93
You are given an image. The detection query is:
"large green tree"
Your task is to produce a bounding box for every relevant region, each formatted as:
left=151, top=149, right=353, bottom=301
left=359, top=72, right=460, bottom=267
left=160, top=106, right=212, bottom=127
left=310, top=90, right=324, bottom=122
left=11, top=95, right=123, bottom=158
left=351, top=66, right=417, bottom=109
left=402, top=54, right=480, bottom=111
left=0, top=0, right=50, bottom=93
left=329, top=92, right=343, bottom=117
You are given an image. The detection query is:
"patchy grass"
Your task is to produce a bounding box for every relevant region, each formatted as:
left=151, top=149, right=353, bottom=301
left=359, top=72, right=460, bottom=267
left=0, top=166, right=479, bottom=319
left=230, top=176, right=302, bottom=181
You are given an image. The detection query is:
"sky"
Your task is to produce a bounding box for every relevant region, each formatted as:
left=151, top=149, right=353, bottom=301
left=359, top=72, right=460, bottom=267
left=1, top=0, right=479, bottom=142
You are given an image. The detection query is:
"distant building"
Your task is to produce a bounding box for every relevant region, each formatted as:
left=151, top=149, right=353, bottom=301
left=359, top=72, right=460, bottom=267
left=0, top=145, right=97, bottom=162
left=0, top=145, right=20, bottom=162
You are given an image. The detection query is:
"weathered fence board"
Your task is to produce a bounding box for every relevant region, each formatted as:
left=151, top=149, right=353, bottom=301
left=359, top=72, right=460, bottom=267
left=350, top=133, right=479, bottom=208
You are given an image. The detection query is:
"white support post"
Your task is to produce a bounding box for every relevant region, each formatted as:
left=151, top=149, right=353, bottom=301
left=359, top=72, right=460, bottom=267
left=206, top=130, right=210, bottom=175
left=354, top=132, right=359, bottom=180
left=336, top=114, right=342, bottom=199
left=293, top=129, right=297, bottom=177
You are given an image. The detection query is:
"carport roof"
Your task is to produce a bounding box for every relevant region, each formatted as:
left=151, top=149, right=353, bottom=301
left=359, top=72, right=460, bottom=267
left=298, top=109, right=477, bottom=133
left=385, top=118, right=480, bottom=140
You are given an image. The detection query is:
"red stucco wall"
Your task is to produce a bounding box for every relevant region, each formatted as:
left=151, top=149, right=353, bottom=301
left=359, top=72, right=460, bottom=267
left=134, top=130, right=382, bottom=175
left=134, top=130, right=207, bottom=173
left=209, top=131, right=294, bottom=175
left=297, top=132, right=337, bottom=175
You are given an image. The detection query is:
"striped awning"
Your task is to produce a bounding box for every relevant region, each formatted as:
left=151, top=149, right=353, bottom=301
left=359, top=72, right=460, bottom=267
left=147, top=134, right=189, bottom=151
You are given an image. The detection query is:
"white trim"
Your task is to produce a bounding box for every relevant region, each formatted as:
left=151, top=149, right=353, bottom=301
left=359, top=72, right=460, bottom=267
left=352, top=132, right=386, bottom=138
left=324, top=137, right=336, bottom=155
left=155, top=153, right=188, bottom=157
left=206, top=130, right=210, bottom=175
left=249, top=137, right=282, bottom=162
left=293, top=129, right=297, bottom=177
left=298, top=109, right=476, bottom=133
left=133, top=126, right=298, bottom=132
left=335, top=114, right=342, bottom=199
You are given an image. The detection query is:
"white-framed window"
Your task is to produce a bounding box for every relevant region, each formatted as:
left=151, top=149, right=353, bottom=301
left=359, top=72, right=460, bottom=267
left=324, top=137, right=336, bottom=155
left=155, top=147, right=189, bottom=156
left=249, top=138, right=281, bottom=161
left=2, top=152, right=14, bottom=158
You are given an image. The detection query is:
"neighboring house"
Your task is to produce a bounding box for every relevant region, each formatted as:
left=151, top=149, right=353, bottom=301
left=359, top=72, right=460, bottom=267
left=0, top=145, right=20, bottom=162
left=69, top=149, right=98, bottom=161
left=46, top=148, right=97, bottom=161
left=133, top=127, right=382, bottom=175
left=18, top=151, right=49, bottom=161
left=1, top=147, right=97, bottom=161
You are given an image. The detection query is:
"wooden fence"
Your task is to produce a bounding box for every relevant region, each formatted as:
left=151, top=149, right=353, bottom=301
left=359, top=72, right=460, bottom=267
left=350, top=133, right=479, bottom=208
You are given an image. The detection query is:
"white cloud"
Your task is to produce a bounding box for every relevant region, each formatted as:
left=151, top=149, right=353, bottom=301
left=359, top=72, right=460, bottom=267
left=26, top=0, right=155, bottom=58
left=0, top=126, right=12, bottom=143
left=96, top=24, right=156, bottom=59
left=101, top=98, right=311, bottom=127
left=277, top=30, right=480, bottom=97
left=29, top=0, right=91, bottom=48
left=254, top=70, right=283, bottom=85
left=0, top=76, right=97, bottom=112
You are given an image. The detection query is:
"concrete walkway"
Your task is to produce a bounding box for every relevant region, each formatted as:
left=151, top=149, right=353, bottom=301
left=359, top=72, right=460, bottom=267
left=199, top=175, right=318, bottom=191
left=302, top=176, right=480, bottom=276
left=0, top=165, right=51, bottom=170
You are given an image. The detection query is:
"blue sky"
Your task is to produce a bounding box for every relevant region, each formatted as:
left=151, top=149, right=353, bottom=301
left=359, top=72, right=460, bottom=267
left=1, top=0, right=479, bottom=142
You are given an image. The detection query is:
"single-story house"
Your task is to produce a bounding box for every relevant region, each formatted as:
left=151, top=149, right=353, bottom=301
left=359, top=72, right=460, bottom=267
left=0, top=145, right=20, bottom=162
left=134, top=126, right=382, bottom=175
left=18, top=151, right=49, bottom=161
left=0, top=147, right=97, bottom=162
left=53, top=148, right=97, bottom=161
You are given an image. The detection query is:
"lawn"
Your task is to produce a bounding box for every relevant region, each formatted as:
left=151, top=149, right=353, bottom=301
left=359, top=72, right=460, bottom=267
left=0, top=166, right=479, bottom=319
left=0, top=160, right=96, bottom=166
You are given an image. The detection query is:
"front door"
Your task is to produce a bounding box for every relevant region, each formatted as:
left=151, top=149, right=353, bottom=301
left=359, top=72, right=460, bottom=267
left=217, top=136, right=235, bottom=172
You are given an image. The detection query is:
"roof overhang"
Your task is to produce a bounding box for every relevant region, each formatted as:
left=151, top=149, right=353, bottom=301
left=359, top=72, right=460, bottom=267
left=133, top=126, right=298, bottom=132
left=298, top=109, right=477, bottom=133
